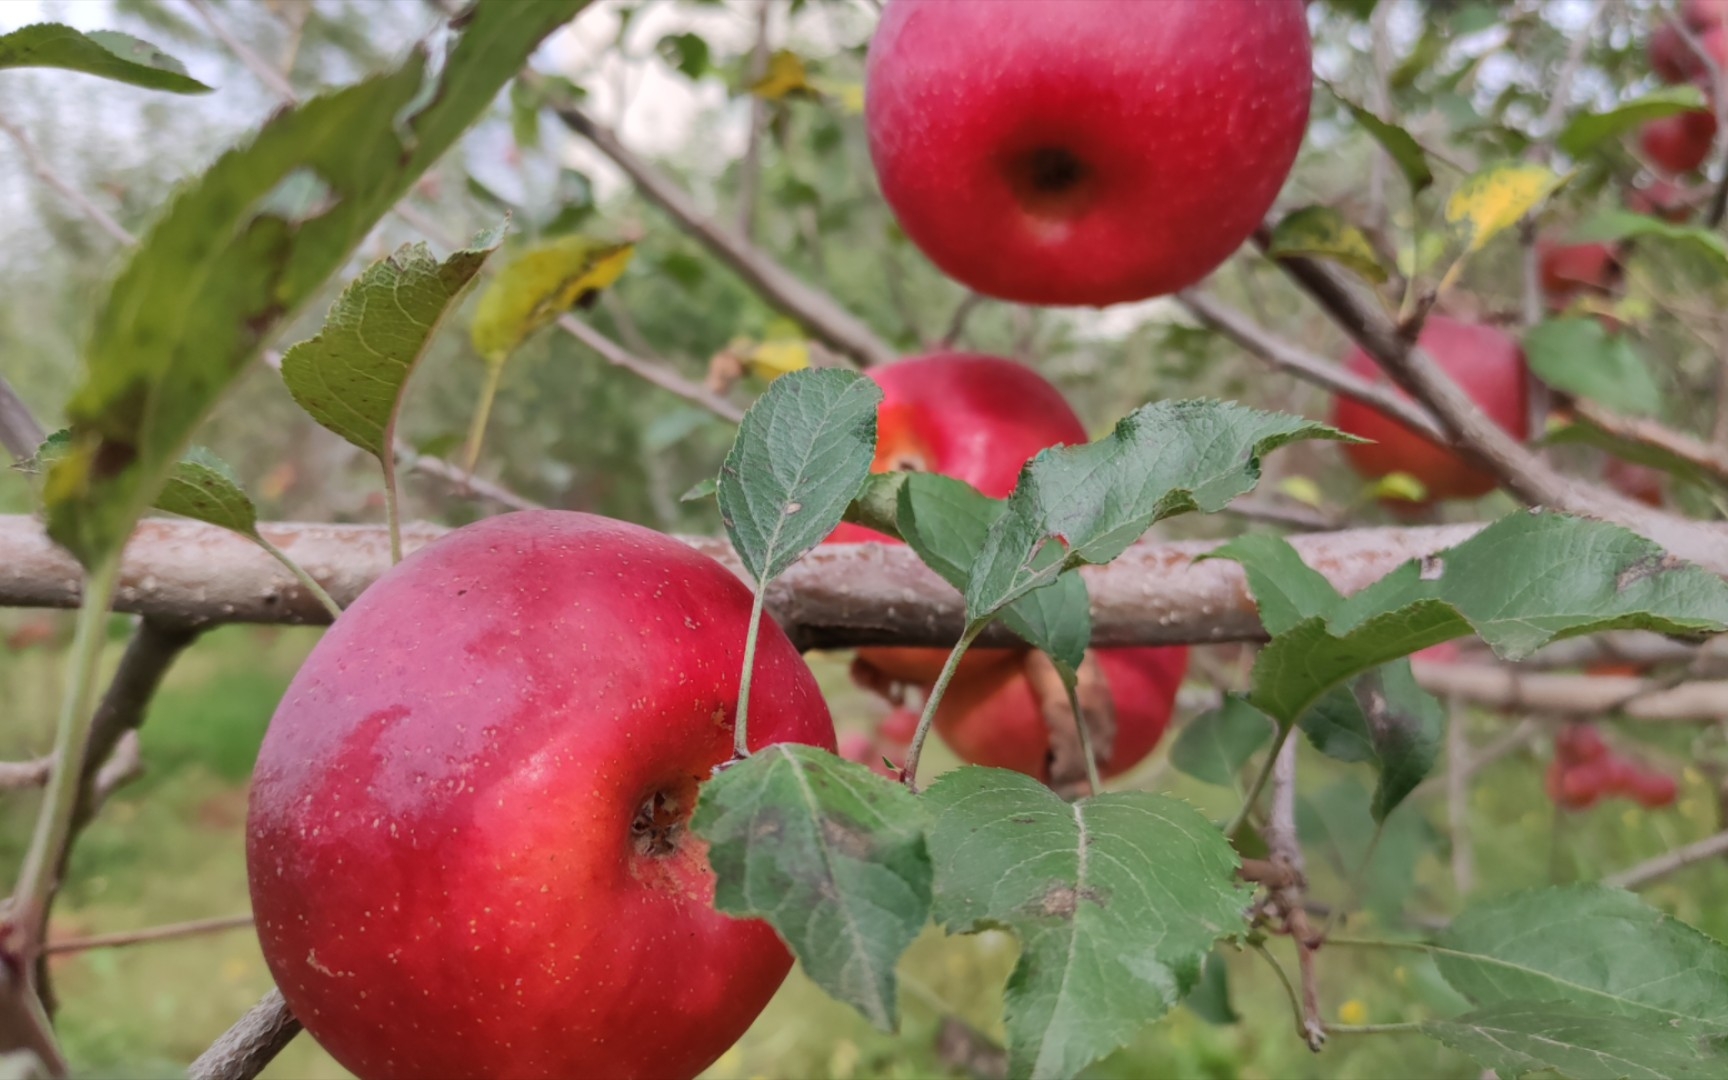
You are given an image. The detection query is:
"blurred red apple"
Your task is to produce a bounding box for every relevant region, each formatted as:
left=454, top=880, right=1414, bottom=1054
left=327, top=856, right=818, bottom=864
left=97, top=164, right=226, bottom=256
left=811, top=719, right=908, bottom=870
left=933, top=647, right=1188, bottom=782
left=1627, top=177, right=1693, bottom=221
left=1606, top=458, right=1666, bottom=508
left=1329, top=316, right=1531, bottom=503
left=1537, top=240, right=1621, bottom=311
left=1640, top=110, right=1717, bottom=175
left=248, top=511, right=836, bottom=1080
left=864, top=0, right=1312, bottom=306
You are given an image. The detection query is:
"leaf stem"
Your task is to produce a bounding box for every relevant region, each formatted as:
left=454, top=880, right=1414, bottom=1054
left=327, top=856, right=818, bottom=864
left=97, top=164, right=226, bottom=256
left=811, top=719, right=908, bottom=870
left=380, top=448, right=404, bottom=566
left=1328, top=1021, right=1422, bottom=1035
left=462, top=359, right=505, bottom=474
left=1226, top=720, right=1296, bottom=838
left=1064, top=679, right=1105, bottom=796
left=1322, top=936, right=1433, bottom=951
left=1250, top=938, right=1307, bottom=1040
left=901, top=620, right=986, bottom=788
left=6, top=553, right=121, bottom=963
left=733, top=584, right=770, bottom=758
left=253, top=536, right=343, bottom=621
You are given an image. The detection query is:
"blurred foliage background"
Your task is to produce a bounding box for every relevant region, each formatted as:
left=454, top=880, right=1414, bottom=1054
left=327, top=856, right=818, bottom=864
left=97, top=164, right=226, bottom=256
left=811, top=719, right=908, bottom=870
left=4, top=0, right=1728, bottom=1076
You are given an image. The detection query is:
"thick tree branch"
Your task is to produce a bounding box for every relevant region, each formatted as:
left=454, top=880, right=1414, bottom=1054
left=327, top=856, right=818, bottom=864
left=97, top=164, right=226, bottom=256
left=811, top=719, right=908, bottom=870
left=188, top=990, right=300, bottom=1080
left=1176, top=288, right=1445, bottom=440
left=0, top=514, right=1490, bottom=646
left=1410, top=662, right=1728, bottom=722
left=554, top=105, right=898, bottom=368
left=1263, top=238, right=1728, bottom=576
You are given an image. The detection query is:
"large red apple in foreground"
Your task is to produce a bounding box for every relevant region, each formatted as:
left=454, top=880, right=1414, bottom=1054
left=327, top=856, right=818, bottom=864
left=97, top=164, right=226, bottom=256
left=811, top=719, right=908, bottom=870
left=828, top=352, right=1090, bottom=687
left=934, top=648, right=1189, bottom=781
left=247, top=511, right=835, bottom=1080
left=1330, top=316, right=1530, bottom=504
left=865, top=0, right=1312, bottom=306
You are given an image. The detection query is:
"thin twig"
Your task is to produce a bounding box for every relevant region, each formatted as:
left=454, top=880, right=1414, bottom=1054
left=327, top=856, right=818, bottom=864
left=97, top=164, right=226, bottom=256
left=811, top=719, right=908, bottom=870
left=42, top=914, right=253, bottom=955
left=1605, top=828, right=1728, bottom=889
left=937, top=292, right=983, bottom=351
left=183, top=0, right=298, bottom=105
left=1445, top=694, right=1474, bottom=896
left=556, top=315, right=745, bottom=422
left=552, top=103, right=896, bottom=367
left=1176, top=288, right=1445, bottom=441
left=736, top=0, right=772, bottom=242
left=187, top=990, right=301, bottom=1080
left=0, top=117, right=137, bottom=248
left=0, top=376, right=46, bottom=464
left=1569, top=398, right=1728, bottom=487
left=1260, top=739, right=1326, bottom=1051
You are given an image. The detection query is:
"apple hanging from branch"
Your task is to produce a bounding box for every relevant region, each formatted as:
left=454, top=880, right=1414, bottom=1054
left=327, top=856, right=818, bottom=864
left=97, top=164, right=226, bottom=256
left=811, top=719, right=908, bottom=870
left=247, top=511, right=836, bottom=1080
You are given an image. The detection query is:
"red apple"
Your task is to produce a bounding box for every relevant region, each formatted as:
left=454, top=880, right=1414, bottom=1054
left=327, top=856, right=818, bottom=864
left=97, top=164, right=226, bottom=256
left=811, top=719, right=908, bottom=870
left=1329, top=316, right=1531, bottom=503
left=1537, top=240, right=1621, bottom=311
left=1627, top=177, right=1693, bottom=222
left=1606, top=458, right=1666, bottom=508
left=864, top=0, right=1312, bottom=306
left=1631, top=769, right=1679, bottom=808
left=1685, top=0, right=1728, bottom=31
left=933, top=647, right=1189, bottom=782
left=1639, top=109, right=1718, bottom=175
left=247, top=511, right=836, bottom=1080
left=828, top=352, right=1089, bottom=688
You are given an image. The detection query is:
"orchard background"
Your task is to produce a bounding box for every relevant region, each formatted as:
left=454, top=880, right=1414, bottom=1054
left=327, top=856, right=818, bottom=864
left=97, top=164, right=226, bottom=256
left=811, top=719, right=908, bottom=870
left=4, top=0, right=1728, bottom=1077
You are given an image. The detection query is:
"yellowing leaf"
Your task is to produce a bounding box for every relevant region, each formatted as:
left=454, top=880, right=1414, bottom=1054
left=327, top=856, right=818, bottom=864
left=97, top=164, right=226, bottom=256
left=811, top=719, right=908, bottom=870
left=1277, top=475, right=1325, bottom=508
left=1371, top=472, right=1429, bottom=503
left=811, top=77, right=864, bottom=114
left=469, top=236, right=634, bottom=364
left=1267, top=205, right=1389, bottom=284
left=749, top=49, right=812, bottom=101
left=745, top=340, right=810, bottom=381
left=1445, top=163, right=1567, bottom=255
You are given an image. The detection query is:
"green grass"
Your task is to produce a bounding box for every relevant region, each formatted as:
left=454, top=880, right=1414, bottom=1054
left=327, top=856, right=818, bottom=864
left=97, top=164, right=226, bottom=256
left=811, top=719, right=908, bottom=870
left=3, top=620, right=1726, bottom=1078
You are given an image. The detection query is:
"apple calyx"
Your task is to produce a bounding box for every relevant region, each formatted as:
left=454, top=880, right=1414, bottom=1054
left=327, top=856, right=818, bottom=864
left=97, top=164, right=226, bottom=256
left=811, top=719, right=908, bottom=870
left=631, top=786, right=689, bottom=857
left=1005, top=145, right=1097, bottom=222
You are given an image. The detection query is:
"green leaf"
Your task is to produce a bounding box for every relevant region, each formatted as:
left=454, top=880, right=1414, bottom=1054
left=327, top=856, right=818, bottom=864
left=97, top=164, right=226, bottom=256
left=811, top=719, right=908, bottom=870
left=1525, top=317, right=1663, bottom=417
left=282, top=234, right=499, bottom=462
left=1297, top=779, right=1432, bottom=925
left=1570, top=209, right=1728, bottom=275
left=656, top=31, right=710, bottom=78
left=469, top=234, right=634, bottom=363
left=1208, top=532, right=1342, bottom=635
left=1436, top=886, right=1728, bottom=1036
left=1340, top=97, right=1433, bottom=193
left=718, top=368, right=882, bottom=585
left=0, top=23, right=211, bottom=93
left=1169, top=695, right=1273, bottom=788
left=154, top=448, right=260, bottom=539
left=1184, top=950, right=1240, bottom=1026
left=1249, top=512, right=1728, bottom=729
left=691, top=744, right=931, bottom=1031
left=680, top=476, right=718, bottom=502
left=925, top=767, right=1245, bottom=1080
left=1267, top=206, right=1388, bottom=284
left=965, top=401, right=1349, bottom=623
left=841, top=471, right=908, bottom=537
left=1445, top=162, right=1567, bottom=255
left=31, top=436, right=261, bottom=541
left=1424, top=1002, right=1728, bottom=1080
left=1209, top=533, right=1441, bottom=818
left=42, top=0, right=591, bottom=568
left=896, top=474, right=1090, bottom=679
left=1557, top=85, right=1710, bottom=159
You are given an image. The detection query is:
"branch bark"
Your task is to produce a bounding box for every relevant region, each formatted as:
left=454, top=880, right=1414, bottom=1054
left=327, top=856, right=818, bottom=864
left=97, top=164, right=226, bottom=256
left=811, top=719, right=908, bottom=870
left=1264, top=238, right=1728, bottom=577
left=1410, top=661, right=1728, bottom=722
left=188, top=990, right=300, bottom=1080
left=1605, top=828, right=1728, bottom=889
left=554, top=106, right=897, bottom=368
left=0, top=515, right=1492, bottom=646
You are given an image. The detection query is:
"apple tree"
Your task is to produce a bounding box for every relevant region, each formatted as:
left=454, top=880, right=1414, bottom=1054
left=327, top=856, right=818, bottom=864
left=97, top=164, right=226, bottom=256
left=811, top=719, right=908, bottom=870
left=5, top=1, right=1728, bottom=1078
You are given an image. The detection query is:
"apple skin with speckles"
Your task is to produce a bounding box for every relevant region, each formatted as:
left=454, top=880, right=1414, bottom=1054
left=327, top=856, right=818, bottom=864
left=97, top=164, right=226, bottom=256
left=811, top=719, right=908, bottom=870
left=246, top=511, right=835, bottom=1080
left=864, top=0, right=1313, bottom=306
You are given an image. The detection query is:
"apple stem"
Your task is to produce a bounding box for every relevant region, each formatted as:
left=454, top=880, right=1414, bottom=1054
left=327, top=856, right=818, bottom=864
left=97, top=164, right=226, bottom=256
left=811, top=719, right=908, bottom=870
left=1064, top=679, right=1105, bottom=797
left=900, top=620, right=986, bottom=788
left=733, top=584, right=771, bottom=758
left=5, top=552, right=121, bottom=984
left=253, top=535, right=344, bottom=621
left=380, top=445, right=404, bottom=567
left=1226, top=721, right=1296, bottom=839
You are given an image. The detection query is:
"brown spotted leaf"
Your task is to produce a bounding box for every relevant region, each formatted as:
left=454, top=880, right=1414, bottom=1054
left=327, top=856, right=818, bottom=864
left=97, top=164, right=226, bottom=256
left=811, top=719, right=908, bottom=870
left=1250, top=511, right=1728, bottom=730
left=924, top=767, right=1245, bottom=1079
left=690, top=744, right=930, bottom=1031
